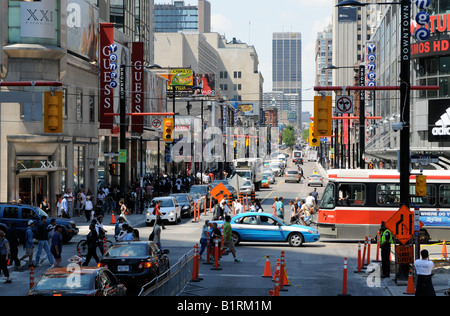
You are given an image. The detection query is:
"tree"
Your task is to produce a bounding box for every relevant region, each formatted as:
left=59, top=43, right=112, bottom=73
left=282, top=125, right=296, bottom=148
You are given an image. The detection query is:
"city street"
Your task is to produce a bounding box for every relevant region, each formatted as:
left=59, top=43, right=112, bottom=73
left=3, top=161, right=448, bottom=297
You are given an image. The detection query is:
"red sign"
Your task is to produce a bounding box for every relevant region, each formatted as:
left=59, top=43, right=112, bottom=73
left=99, top=23, right=115, bottom=130
left=131, top=42, right=144, bottom=133
left=385, top=205, right=414, bottom=245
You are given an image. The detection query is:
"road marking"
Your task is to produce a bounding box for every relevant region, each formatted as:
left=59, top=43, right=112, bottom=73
left=261, top=180, right=283, bottom=202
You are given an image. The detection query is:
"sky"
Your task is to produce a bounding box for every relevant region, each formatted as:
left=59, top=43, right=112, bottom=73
left=207, top=0, right=333, bottom=113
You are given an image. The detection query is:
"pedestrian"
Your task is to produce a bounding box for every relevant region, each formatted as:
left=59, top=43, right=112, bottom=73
left=272, top=197, right=278, bottom=216
left=50, top=225, right=63, bottom=268
left=379, top=221, right=393, bottom=278
left=66, top=189, right=74, bottom=217
left=414, top=249, right=436, bottom=296
left=19, top=221, right=35, bottom=267
left=61, top=194, right=69, bottom=218
left=85, top=196, right=94, bottom=222
left=114, top=216, right=126, bottom=241
left=311, top=188, right=319, bottom=205
left=95, top=216, right=106, bottom=255
left=56, top=194, right=62, bottom=217
left=199, top=220, right=210, bottom=261
left=123, top=226, right=135, bottom=241
left=212, top=199, right=223, bottom=220
left=82, top=223, right=100, bottom=266
left=152, top=200, right=165, bottom=229
left=34, top=216, right=54, bottom=267
left=209, top=222, right=222, bottom=255
left=0, top=231, right=12, bottom=283
left=151, top=217, right=163, bottom=250
left=233, top=199, right=243, bottom=214
left=40, top=196, right=50, bottom=216
left=275, top=197, right=285, bottom=219
left=5, top=222, right=21, bottom=270
left=222, top=215, right=242, bottom=262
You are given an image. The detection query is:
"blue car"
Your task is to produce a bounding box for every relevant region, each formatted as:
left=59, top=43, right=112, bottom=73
left=214, top=212, right=320, bottom=247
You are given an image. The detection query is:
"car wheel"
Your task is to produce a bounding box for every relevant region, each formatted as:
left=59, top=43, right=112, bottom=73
left=288, top=233, right=304, bottom=247
left=232, top=232, right=241, bottom=246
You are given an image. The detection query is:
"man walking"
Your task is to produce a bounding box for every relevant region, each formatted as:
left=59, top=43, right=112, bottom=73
left=34, top=216, right=54, bottom=267
left=222, top=215, right=241, bottom=263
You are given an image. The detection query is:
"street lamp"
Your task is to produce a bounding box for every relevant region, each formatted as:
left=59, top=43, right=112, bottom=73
left=336, top=0, right=411, bottom=208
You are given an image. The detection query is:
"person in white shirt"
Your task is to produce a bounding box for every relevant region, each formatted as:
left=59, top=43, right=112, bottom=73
left=84, top=196, right=94, bottom=222
left=234, top=200, right=243, bottom=214
left=414, top=249, right=436, bottom=296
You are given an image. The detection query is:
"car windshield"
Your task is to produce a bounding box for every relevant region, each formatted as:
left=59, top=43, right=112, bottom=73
left=242, top=181, right=252, bottom=187
left=174, top=195, right=188, bottom=202
left=34, top=273, right=92, bottom=291
left=270, top=164, right=279, bottom=169
left=287, top=171, right=298, bottom=175
left=150, top=199, right=174, bottom=208
left=189, top=186, right=207, bottom=195
left=236, top=171, right=251, bottom=179
left=105, top=244, right=149, bottom=258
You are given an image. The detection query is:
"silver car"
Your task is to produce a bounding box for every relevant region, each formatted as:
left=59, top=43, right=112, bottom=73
left=307, top=174, right=324, bottom=187
left=285, top=169, right=300, bottom=183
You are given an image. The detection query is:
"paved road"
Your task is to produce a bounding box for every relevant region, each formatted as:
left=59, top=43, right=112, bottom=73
left=2, top=160, right=448, bottom=297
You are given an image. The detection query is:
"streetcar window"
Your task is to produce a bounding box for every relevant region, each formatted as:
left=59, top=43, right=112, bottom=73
left=376, top=184, right=400, bottom=206
left=320, top=183, right=335, bottom=209
left=337, top=184, right=366, bottom=206
left=439, top=185, right=450, bottom=206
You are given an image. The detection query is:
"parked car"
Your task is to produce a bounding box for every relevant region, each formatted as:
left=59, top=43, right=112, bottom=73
left=98, top=241, right=170, bottom=289
left=170, top=193, right=194, bottom=218
left=145, top=197, right=181, bottom=226
left=212, top=212, right=320, bottom=247
left=27, top=267, right=127, bottom=296
left=308, top=174, right=324, bottom=187
left=0, top=203, right=78, bottom=243
left=285, top=169, right=300, bottom=183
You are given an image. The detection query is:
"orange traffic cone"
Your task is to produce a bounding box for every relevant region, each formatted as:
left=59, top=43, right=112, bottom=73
left=273, top=259, right=280, bottom=281
left=262, top=256, right=272, bottom=278
left=404, top=269, right=415, bottom=295
left=282, top=264, right=289, bottom=287
left=111, top=211, right=116, bottom=224
left=442, top=240, right=448, bottom=259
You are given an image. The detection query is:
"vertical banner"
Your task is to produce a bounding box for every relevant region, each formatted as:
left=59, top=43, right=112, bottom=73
left=132, top=42, right=144, bottom=133
left=99, top=23, right=115, bottom=130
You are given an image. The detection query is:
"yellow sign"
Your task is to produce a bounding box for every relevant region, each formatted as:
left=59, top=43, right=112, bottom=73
left=161, top=69, right=194, bottom=86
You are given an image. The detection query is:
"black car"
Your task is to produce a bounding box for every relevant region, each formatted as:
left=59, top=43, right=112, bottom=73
left=27, top=267, right=127, bottom=296
left=98, top=241, right=170, bottom=289
left=0, top=203, right=78, bottom=243
left=170, top=193, right=194, bottom=217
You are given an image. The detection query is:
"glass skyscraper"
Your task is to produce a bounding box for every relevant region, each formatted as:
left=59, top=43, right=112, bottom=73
left=154, top=1, right=199, bottom=33
left=272, top=32, right=302, bottom=129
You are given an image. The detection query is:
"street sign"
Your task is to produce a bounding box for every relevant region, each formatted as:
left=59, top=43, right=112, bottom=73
left=385, top=205, right=414, bottom=245
left=209, top=183, right=231, bottom=203
left=152, top=118, right=162, bottom=130
left=335, top=96, right=354, bottom=114
left=118, top=149, right=127, bottom=163
left=395, top=244, right=414, bottom=264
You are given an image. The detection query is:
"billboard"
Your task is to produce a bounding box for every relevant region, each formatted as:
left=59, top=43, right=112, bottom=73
left=131, top=42, right=144, bottom=133
left=99, top=23, right=115, bottom=130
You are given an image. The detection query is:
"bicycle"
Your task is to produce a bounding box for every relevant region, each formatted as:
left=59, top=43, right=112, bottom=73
left=76, top=238, right=114, bottom=257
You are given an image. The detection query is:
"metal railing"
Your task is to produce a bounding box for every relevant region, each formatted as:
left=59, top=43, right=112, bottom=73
left=138, top=248, right=197, bottom=296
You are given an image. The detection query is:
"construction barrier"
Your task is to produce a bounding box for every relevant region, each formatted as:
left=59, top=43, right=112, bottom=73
left=191, top=244, right=202, bottom=282
left=269, top=260, right=281, bottom=296
left=110, top=211, right=116, bottom=224
left=338, top=257, right=351, bottom=296
left=29, top=266, right=35, bottom=289
left=355, top=241, right=363, bottom=273
left=211, top=238, right=222, bottom=271
left=404, top=269, right=415, bottom=295
left=251, top=191, right=256, bottom=203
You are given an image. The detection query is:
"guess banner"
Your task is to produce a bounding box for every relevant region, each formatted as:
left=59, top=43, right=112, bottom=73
left=132, top=42, right=144, bottom=133
left=99, top=23, right=115, bottom=130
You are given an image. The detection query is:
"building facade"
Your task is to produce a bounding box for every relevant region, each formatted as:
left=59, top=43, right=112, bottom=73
left=272, top=32, right=302, bottom=130
left=0, top=0, right=160, bottom=212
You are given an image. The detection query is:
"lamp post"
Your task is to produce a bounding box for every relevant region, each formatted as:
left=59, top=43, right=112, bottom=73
left=336, top=0, right=411, bottom=207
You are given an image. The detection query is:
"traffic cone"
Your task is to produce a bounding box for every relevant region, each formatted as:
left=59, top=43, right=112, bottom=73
left=110, top=211, right=116, bottom=224
left=442, top=240, right=448, bottom=259
left=262, top=256, right=272, bottom=278
left=404, top=269, right=415, bottom=295
left=273, top=259, right=280, bottom=281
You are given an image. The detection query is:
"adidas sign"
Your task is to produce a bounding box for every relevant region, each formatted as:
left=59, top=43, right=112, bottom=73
left=432, top=107, right=450, bottom=136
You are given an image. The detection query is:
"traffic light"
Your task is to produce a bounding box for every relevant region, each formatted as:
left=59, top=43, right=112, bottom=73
left=314, top=96, right=333, bottom=137
left=109, top=164, right=117, bottom=176
left=309, top=123, right=319, bottom=147
left=44, top=91, right=63, bottom=134
left=163, top=118, right=175, bottom=142
left=416, top=175, right=427, bottom=197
